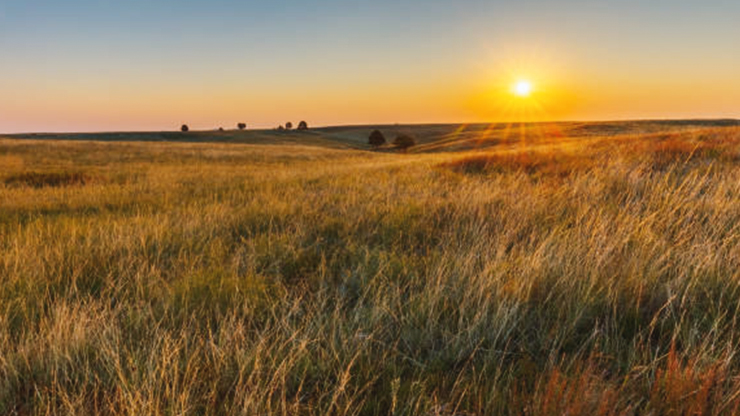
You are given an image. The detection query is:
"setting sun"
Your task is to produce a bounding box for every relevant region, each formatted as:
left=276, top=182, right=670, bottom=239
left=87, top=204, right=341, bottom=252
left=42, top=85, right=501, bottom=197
left=513, top=80, right=533, bottom=97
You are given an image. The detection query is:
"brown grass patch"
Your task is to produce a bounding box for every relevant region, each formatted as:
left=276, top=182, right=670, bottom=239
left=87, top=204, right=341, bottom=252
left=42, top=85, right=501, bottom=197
left=638, top=135, right=722, bottom=169
left=442, top=128, right=740, bottom=178
left=441, top=151, right=594, bottom=177
left=647, top=345, right=736, bottom=415
left=612, top=129, right=740, bottom=169
left=4, top=171, right=94, bottom=188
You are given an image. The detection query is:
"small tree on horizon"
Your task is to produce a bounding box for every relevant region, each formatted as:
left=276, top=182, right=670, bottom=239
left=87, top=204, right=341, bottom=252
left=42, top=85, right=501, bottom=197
left=297, top=121, right=308, bottom=130
left=181, top=124, right=189, bottom=132
left=238, top=123, right=247, bottom=130
left=393, top=134, right=416, bottom=152
left=277, top=125, right=285, bottom=131
left=285, top=122, right=293, bottom=130
left=368, top=130, right=386, bottom=148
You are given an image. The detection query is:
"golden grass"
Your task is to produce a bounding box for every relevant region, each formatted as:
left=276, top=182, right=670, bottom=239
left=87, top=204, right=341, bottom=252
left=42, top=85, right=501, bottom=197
left=1, top=126, right=740, bottom=414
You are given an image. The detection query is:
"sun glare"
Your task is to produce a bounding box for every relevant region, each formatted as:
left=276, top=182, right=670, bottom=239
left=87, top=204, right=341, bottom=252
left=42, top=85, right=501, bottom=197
left=513, top=80, right=533, bottom=97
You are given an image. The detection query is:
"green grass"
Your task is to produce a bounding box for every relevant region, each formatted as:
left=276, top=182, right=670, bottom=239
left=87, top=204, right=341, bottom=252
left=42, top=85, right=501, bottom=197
left=2, top=122, right=740, bottom=414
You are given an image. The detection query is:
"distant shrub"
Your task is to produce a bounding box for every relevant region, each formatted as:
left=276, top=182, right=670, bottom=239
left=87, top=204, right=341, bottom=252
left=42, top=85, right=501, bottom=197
left=393, top=134, right=416, bottom=152
left=368, top=130, right=386, bottom=148
left=218, top=127, right=224, bottom=132
left=297, top=121, right=308, bottom=131
left=285, top=122, right=293, bottom=130
left=181, top=124, right=189, bottom=132
left=5, top=171, right=93, bottom=188
left=277, top=125, right=285, bottom=131
left=238, top=123, right=247, bottom=130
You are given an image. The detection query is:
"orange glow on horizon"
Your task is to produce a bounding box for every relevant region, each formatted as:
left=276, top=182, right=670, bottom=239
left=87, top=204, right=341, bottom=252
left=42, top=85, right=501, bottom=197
left=2, top=48, right=739, bottom=133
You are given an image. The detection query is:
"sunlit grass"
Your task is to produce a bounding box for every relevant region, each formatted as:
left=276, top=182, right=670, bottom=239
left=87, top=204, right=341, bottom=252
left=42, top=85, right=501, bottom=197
left=1, top=125, right=740, bottom=414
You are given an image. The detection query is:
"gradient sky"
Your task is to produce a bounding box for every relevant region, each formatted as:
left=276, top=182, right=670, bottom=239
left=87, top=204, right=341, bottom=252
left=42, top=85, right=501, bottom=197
left=1, top=0, right=739, bottom=132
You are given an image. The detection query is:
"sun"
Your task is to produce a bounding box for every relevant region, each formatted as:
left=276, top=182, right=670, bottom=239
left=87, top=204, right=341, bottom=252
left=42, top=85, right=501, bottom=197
left=513, top=80, right=533, bottom=97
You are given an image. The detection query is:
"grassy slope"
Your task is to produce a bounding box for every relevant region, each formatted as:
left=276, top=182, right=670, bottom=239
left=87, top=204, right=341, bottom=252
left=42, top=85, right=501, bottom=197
left=8, top=119, right=740, bottom=150
left=2, top=121, right=740, bottom=414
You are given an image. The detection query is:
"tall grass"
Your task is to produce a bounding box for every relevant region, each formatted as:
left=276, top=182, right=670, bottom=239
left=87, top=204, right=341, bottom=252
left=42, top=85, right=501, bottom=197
left=1, top=127, right=740, bottom=414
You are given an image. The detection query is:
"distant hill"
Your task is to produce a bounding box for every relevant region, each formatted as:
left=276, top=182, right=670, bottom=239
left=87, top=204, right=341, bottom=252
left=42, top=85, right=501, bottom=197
left=5, top=119, right=739, bottom=153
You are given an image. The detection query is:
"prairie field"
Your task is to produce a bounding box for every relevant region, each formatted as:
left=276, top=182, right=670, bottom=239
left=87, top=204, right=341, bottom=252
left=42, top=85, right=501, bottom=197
left=3, top=121, right=740, bottom=415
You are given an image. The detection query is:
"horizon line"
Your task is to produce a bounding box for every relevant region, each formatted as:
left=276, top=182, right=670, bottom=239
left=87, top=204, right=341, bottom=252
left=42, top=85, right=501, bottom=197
left=2, top=117, right=739, bottom=136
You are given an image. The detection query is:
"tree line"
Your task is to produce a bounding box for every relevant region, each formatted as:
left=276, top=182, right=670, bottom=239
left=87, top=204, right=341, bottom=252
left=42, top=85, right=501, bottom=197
left=180, top=121, right=309, bottom=133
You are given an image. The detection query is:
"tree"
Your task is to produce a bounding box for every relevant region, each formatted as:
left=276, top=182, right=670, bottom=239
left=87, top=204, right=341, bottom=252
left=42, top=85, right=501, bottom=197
left=277, top=125, right=285, bottom=131
left=218, top=127, right=224, bottom=132
left=285, top=122, right=293, bottom=130
left=181, top=124, right=189, bottom=132
left=393, top=134, right=416, bottom=152
left=238, top=123, right=247, bottom=130
left=368, top=130, right=386, bottom=148
left=297, top=121, right=308, bottom=130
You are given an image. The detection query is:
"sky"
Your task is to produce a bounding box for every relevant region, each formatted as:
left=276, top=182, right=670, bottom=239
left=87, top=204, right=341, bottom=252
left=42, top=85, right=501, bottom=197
left=1, top=0, right=739, bottom=133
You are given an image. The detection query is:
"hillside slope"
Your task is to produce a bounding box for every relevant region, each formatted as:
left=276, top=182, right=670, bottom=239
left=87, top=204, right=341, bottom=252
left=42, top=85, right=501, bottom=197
left=4, top=119, right=738, bottom=155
